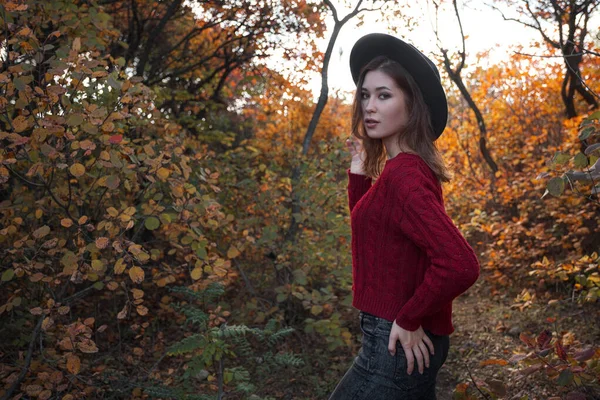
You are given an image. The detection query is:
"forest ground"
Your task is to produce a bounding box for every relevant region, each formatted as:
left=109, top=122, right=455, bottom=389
left=434, top=273, right=600, bottom=400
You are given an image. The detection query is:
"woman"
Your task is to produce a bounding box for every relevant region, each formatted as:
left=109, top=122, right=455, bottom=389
left=328, top=33, right=480, bottom=399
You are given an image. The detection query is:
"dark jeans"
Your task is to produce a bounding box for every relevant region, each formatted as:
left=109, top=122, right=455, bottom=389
left=329, top=312, right=450, bottom=400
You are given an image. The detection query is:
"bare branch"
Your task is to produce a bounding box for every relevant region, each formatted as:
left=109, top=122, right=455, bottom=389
left=0, top=316, right=45, bottom=400
left=323, top=0, right=339, bottom=23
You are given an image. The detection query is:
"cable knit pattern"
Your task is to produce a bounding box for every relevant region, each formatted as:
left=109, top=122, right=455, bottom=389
left=347, top=153, right=480, bottom=336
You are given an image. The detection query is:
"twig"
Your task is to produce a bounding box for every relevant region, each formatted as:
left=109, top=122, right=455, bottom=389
left=466, top=362, right=491, bottom=400
left=1, top=316, right=45, bottom=400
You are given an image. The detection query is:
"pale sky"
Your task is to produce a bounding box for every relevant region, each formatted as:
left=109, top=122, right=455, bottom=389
left=266, top=1, right=542, bottom=99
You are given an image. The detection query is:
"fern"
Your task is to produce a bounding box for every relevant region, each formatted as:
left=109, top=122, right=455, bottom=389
left=263, top=318, right=277, bottom=335
left=167, top=333, right=206, bottom=356
left=266, top=327, right=294, bottom=345
left=169, top=282, right=224, bottom=303
left=184, top=394, right=217, bottom=400
left=211, top=324, right=255, bottom=339
left=274, top=353, right=304, bottom=368
left=230, top=335, right=253, bottom=358
left=234, top=381, right=256, bottom=394
left=200, top=282, right=225, bottom=303
left=144, top=385, right=185, bottom=399
left=179, top=305, right=209, bottom=328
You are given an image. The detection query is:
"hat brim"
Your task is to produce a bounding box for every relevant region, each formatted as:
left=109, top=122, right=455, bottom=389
left=349, top=33, right=448, bottom=139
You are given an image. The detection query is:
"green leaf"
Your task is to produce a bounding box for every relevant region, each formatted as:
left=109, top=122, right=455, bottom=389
left=196, top=246, right=207, bottom=260
left=93, top=282, right=104, bottom=290
left=557, top=368, right=574, bottom=386
left=587, top=110, right=600, bottom=120
left=574, top=153, right=588, bottom=169
left=107, top=75, right=121, bottom=90
left=67, top=113, right=84, bottom=127
left=2, top=269, right=15, bottom=282
left=13, top=77, right=26, bottom=91
left=553, top=152, right=571, bottom=165
left=579, top=126, right=595, bottom=141
left=293, top=269, right=307, bottom=285
left=547, top=177, right=565, bottom=197
left=145, top=217, right=160, bottom=230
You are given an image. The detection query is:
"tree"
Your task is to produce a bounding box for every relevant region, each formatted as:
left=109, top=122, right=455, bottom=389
left=491, top=0, right=599, bottom=118
left=288, top=0, right=402, bottom=242
left=431, top=0, right=499, bottom=180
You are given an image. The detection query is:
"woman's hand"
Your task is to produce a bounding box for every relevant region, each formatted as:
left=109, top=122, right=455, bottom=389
left=388, top=321, right=435, bottom=375
left=346, top=136, right=365, bottom=175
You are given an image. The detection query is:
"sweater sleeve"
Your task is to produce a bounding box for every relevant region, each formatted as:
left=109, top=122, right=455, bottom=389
left=347, top=169, right=372, bottom=212
left=394, top=175, right=480, bottom=331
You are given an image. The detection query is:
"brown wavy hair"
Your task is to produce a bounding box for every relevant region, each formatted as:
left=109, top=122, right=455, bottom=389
left=351, top=56, right=451, bottom=182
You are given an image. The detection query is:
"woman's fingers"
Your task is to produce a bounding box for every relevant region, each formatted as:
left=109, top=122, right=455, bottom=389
left=403, top=344, right=415, bottom=375
left=418, top=341, right=430, bottom=369
left=424, top=334, right=435, bottom=356
left=412, top=344, right=424, bottom=374
left=388, top=329, right=398, bottom=356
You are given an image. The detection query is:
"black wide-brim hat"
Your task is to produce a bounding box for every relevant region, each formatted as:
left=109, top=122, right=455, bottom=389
left=349, top=33, right=448, bottom=139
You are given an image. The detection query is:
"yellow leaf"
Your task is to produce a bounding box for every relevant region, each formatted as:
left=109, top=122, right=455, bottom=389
left=72, top=37, right=81, bottom=52
left=107, top=207, right=119, bottom=217
left=128, top=266, right=145, bottom=284
left=61, top=218, right=73, bottom=228
left=66, top=353, right=80, bottom=375
left=91, top=260, right=103, bottom=271
left=114, top=258, right=126, bottom=274
left=131, top=288, right=144, bottom=299
left=227, top=246, right=241, bottom=259
left=35, top=209, right=43, bottom=219
left=107, top=281, right=119, bottom=291
left=69, top=163, right=85, bottom=177
left=33, top=225, right=50, bottom=239
left=191, top=267, right=202, bottom=280
left=78, top=216, right=88, bottom=225
left=136, top=305, right=148, bottom=316
left=41, top=317, right=54, bottom=331
left=157, top=167, right=170, bottom=180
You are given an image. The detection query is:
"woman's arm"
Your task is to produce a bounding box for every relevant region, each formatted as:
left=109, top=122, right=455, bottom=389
left=394, top=174, right=480, bottom=331
left=346, top=137, right=371, bottom=212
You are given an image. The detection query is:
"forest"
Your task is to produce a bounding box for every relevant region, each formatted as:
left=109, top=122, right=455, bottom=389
left=0, top=0, right=599, bottom=399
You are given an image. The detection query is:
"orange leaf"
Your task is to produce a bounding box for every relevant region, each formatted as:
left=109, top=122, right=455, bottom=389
left=109, top=134, right=123, bottom=144
left=66, top=353, right=80, bottom=375
left=61, top=218, right=73, bottom=228
left=95, top=237, right=109, bottom=249
left=136, top=305, right=148, bottom=316
left=556, top=339, right=568, bottom=361
left=480, top=359, right=508, bottom=366
left=77, top=338, right=98, bottom=353
left=117, top=304, right=128, bottom=319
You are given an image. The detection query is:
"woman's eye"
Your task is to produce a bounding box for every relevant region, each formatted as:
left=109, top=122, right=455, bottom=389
left=361, top=93, right=369, bottom=99
left=379, top=93, right=390, bottom=99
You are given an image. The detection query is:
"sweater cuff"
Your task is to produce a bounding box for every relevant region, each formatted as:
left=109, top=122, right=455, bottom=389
left=347, top=169, right=372, bottom=192
left=395, top=313, right=421, bottom=332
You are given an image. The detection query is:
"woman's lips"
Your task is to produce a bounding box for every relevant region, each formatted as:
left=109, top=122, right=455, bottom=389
left=365, top=119, right=379, bottom=129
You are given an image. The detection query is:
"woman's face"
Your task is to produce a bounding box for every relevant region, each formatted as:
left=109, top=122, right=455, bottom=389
left=360, top=69, right=409, bottom=150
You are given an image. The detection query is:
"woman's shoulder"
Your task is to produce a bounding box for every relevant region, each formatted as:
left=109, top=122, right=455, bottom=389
left=385, top=153, right=435, bottom=181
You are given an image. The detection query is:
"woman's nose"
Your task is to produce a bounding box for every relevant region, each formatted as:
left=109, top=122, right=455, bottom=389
left=365, top=97, right=376, bottom=113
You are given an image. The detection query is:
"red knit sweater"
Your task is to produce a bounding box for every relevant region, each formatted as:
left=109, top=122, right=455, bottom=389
left=348, top=153, right=479, bottom=336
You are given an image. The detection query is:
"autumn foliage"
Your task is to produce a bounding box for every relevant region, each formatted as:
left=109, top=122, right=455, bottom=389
left=0, top=0, right=599, bottom=399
